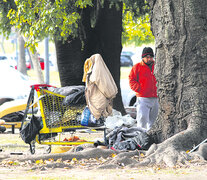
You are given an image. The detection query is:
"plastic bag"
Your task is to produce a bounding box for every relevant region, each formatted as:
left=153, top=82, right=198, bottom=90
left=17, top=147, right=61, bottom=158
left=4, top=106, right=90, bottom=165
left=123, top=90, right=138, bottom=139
left=81, top=106, right=104, bottom=127
left=132, top=131, right=152, bottom=150
left=105, top=109, right=136, bottom=129
left=20, top=115, right=41, bottom=144
left=81, top=106, right=91, bottom=126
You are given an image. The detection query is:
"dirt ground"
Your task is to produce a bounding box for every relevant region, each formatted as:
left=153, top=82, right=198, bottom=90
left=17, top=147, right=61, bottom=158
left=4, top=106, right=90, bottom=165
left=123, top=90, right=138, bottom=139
left=0, top=130, right=207, bottom=180
left=0, top=165, right=207, bottom=180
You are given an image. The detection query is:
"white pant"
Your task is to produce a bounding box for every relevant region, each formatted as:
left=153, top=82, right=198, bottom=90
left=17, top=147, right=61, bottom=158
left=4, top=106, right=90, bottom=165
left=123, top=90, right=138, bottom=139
left=136, top=97, right=159, bottom=132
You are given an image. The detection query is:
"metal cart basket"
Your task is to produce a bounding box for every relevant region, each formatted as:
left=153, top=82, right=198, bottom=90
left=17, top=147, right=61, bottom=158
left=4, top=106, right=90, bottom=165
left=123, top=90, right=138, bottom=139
left=25, top=84, right=105, bottom=154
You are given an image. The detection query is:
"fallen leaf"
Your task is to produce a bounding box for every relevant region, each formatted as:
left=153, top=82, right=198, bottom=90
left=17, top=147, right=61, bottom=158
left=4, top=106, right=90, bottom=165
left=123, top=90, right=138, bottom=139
left=111, top=153, right=117, bottom=158
left=71, top=158, right=79, bottom=164
left=56, top=158, right=62, bottom=163
left=36, top=159, right=44, bottom=164
left=8, top=161, right=14, bottom=165
left=140, top=153, right=145, bottom=157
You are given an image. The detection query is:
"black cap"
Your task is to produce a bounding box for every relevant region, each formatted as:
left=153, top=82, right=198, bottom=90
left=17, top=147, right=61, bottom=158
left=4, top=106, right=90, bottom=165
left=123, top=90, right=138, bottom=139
left=142, top=47, right=154, bottom=58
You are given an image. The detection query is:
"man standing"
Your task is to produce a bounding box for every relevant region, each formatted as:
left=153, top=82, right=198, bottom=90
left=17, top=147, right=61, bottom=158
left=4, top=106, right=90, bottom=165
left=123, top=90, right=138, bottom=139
left=129, top=47, right=158, bottom=132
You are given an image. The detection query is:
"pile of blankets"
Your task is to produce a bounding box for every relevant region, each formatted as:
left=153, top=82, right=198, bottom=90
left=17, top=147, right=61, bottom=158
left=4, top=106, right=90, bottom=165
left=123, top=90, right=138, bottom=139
left=106, top=125, right=152, bottom=151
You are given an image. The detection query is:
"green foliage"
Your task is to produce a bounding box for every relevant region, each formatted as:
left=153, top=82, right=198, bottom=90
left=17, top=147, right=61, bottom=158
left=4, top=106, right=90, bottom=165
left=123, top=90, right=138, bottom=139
left=122, top=11, right=154, bottom=46
left=3, top=0, right=93, bottom=51
left=122, top=0, right=154, bottom=46
left=0, top=0, right=154, bottom=50
left=0, top=0, right=16, bottom=37
left=123, top=0, right=149, bottom=17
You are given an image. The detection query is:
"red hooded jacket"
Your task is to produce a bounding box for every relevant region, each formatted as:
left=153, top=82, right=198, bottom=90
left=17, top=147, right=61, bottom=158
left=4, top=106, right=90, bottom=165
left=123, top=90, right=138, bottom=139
left=129, top=61, right=157, bottom=98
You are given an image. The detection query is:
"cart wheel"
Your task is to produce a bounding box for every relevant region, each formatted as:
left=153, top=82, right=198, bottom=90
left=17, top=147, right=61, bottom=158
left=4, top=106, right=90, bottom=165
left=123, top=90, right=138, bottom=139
left=46, top=145, right=51, bottom=154
left=30, top=142, right=35, bottom=154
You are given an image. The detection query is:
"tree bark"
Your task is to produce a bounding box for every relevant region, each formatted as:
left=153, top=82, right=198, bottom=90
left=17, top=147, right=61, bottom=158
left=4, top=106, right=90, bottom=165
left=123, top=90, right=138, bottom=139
left=0, top=35, right=5, bottom=53
left=55, top=37, right=84, bottom=87
left=22, top=36, right=44, bottom=84
left=142, top=0, right=207, bottom=166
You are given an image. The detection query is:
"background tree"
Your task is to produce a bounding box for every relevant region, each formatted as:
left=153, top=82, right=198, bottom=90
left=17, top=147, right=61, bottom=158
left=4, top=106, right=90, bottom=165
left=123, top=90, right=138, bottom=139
left=55, top=1, right=124, bottom=112
left=0, top=35, right=5, bottom=53
left=17, top=34, right=27, bottom=75
left=0, top=0, right=44, bottom=82
left=54, top=0, right=153, bottom=112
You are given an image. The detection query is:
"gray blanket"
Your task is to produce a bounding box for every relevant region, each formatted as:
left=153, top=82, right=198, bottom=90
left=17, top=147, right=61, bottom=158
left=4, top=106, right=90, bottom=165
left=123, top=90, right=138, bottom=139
left=106, top=125, right=152, bottom=151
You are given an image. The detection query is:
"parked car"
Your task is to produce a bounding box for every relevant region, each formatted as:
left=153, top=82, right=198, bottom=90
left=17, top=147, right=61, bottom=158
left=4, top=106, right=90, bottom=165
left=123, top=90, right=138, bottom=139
left=120, top=79, right=136, bottom=107
left=15, top=56, right=52, bottom=70
left=0, top=64, right=32, bottom=100
left=121, top=51, right=135, bottom=57
left=25, top=56, right=55, bottom=70
left=25, top=57, right=45, bottom=70
left=120, top=55, right=133, bottom=67
left=0, top=53, right=7, bottom=60
left=0, top=53, right=17, bottom=68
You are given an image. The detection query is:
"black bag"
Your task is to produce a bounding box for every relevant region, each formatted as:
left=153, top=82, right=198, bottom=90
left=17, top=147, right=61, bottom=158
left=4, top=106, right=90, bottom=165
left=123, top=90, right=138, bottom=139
left=20, top=86, right=41, bottom=145
left=132, top=132, right=152, bottom=150
left=20, top=115, right=41, bottom=144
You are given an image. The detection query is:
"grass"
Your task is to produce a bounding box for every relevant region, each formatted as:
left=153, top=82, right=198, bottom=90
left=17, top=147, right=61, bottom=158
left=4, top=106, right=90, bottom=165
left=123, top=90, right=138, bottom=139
left=0, top=134, right=24, bottom=145
left=0, top=133, right=46, bottom=152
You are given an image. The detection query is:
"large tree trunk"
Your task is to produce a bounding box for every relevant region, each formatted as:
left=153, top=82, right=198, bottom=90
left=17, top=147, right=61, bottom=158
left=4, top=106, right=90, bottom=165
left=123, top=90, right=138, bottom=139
left=55, top=1, right=125, bottom=113
left=94, top=1, right=124, bottom=113
left=143, top=0, right=207, bottom=166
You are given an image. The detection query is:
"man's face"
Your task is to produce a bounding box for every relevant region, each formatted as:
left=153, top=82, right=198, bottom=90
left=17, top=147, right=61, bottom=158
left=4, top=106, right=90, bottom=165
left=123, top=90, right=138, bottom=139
left=142, top=55, right=154, bottom=64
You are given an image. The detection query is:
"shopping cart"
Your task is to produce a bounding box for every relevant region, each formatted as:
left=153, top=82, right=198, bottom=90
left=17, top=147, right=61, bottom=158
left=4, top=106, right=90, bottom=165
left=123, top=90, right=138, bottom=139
left=24, top=84, right=106, bottom=154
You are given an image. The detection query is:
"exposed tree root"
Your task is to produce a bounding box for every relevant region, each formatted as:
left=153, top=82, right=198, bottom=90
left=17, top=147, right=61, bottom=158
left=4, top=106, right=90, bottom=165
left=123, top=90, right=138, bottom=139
left=191, top=143, right=207, bottom=161
left=7, top=148, right=118, bottom=162
left=1, top=129, right=207, bottom=169
left=134, top=128, right=207, bottom=167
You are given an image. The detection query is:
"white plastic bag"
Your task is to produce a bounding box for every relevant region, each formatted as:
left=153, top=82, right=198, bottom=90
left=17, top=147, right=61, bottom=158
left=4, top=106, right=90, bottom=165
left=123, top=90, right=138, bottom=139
left=104, top=109, right=136, bottom=129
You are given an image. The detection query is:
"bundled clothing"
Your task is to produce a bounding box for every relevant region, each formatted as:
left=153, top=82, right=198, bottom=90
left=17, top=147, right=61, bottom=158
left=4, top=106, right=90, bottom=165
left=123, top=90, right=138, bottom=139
left=48, top=86, right=86, bottom=106
left=83, top=54, right=118, bottom=120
